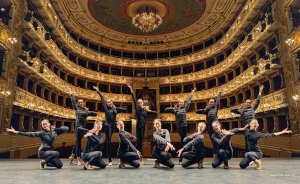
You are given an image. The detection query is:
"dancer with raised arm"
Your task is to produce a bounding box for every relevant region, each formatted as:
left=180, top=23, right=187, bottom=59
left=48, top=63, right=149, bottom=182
left=116, top=120, right=141, bottom=169
left=152, top=119, right=175, bottom=168
left=210, top=121, right=237, bottom=169
left=165, top=88, right=196, bottom=164
left=230, top=85, right=264, bottom=151
left=78, top=119, right=106, bottom=170
left=230, top=85, right=264, bottom=126
left=127, top=83, right=157, bottom=164
left=196, top=88, right=223, bottom=157
left=177, top=122, right=206, bottom=169
left=93, top=86, right=127, bottom=166
left=230, top=119, right=292, bottom=169
left=67, top=86, right=97, bottom=165
left=6, top=119, right=68, bottom=170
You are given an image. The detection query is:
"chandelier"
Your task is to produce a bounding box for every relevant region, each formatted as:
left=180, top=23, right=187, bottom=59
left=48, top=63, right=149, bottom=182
left=132, top=6, right=162, bottom=33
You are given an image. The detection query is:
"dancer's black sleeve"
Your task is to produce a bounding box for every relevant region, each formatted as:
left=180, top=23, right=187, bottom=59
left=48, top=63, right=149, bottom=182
left=120, top=131, right=138, bottom=152
left=183, top=134, right=204, bottom=150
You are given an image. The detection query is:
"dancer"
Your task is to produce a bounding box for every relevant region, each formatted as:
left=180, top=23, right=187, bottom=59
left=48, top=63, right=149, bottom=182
left=230, top=119, right=292, bottom=169
left=230, top=85, right=264, bottom=151
left=196, top=88, right=223, bottom=157
left=230, top=85, right=264, bottom=126
left=177, top=122, right=206, bottom=168
left=210, top=121, right=236, bottom=169
left=152, top=119, right=175, bottom=168
left=6, top=119, right=68, bottom=169
left=127, top=83, right=157, bottom=164
left=67, top=86, right=97, bottom=165
left=93, top=86, right=127, bottom=166
left=165, top=88, right=196, bottom=164
left=78, top=119, right=106, bottom=170
left=116, top=120, right=141, bottom=168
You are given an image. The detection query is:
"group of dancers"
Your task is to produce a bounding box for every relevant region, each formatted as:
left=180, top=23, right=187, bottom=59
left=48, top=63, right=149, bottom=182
left=6, top=84, right=292, bottom=170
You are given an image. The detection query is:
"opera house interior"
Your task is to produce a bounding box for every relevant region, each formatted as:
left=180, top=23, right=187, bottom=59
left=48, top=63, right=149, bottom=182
left=0, top=0, right=300, bottom=183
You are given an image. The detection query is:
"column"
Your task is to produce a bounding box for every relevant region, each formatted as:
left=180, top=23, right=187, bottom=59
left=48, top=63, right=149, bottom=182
left=262, top=117, right=268, bottom=133
left=29, top=117, right=34, bottom=131
left=19, top=114, right=25, bottom=131
left=273, top=116, right=279, bottom=132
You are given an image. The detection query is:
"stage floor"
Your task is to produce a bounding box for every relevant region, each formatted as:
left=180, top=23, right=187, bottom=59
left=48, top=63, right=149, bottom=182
left=0, top=158, right=299, bottom=184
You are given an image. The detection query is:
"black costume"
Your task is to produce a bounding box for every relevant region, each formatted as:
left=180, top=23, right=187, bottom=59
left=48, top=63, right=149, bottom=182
left=70, top=94, right=97, bottom=158
left=96, top=91, right=126, bottom=163
left=78, top=127, right=106, bottom=168
left=165, top=94, right=193, bottom=162
left=18, top=126, right=69, bottom=168
left=152, top=129, right=174, bottom=168
left=118, top=131, right=140, bottom=168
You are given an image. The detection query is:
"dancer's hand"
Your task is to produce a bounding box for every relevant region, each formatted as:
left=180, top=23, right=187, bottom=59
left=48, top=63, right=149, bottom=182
left=204, top=105, right=213, bottom=111
left=191, top=88, right=196, bottom=93
left=219, top=87, right=224, bottom=92
left=66, top=86, right=72, bottom=94
left=50, top=125, right=56, bottom=131
left=6, top=126, right=18, bottom=134
left=282, top=128, right=292, bottom=134
left=89, top=128, right=96, bottom=133
left=221, top=129, right=235, bottom=135
left=176, top=148, right=184, bottom=157
left=241, top=124, right=249, bottom=130
left=112, top=105, right=116, bottom=110
left=173, top=103, right=178, bottom=110
left=127, top=83, right=133, bottom=93
left=92, top=86, right=99, bottom=92
left=125, top=132, right=131, bottom=139
left=136, top=151, right=141, bottom=158
left=259, top=85, right=264, bottom=95
left=84, top=107, right=90, bottom=114
left=84, top=132, right=93, bottom=137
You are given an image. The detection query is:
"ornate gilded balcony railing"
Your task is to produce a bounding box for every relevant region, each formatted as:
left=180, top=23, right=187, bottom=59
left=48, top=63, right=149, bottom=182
left=285, top=25, right=300, bottom=53
left=23, top=20, right=276, bottom=85
left=20, top=55, right=281, bottom=102
left=0, top=21, right=17, bottom=50
left=30, top=0, right=266, bottom=61
left=13, top=87, right=132, bottom=121
left=160, top=88, right=288, bottom=121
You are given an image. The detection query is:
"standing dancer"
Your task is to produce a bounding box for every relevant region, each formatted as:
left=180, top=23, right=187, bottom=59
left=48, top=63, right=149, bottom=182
left=6, top=119, right=68, bottom=169
left=127, top=84, right=157, bottom=164
left=230, top=85, right=264, bottom=126
left=230, top=119, right=291, bottom=169
left=165, top=88, right=196, bottom=164
left=210, top=121, right=237, bottom=169
left=116, top=120, right=141, bottom=169
left=177, top=122, right=206, bottom=168
left=67, top=86, right=97, bottom=165
left=196, top=88, right=223, bottom=157
left=78, top=119, right=106, bottom=170
left=93, top=86, right=127, bottom=166
left=152, top=119, right=175, bottom=168
left=230, top=85, right=264, bottom=151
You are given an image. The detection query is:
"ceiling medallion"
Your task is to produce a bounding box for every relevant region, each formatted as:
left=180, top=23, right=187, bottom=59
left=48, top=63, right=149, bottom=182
left=132, top=5, right=162, bottom=33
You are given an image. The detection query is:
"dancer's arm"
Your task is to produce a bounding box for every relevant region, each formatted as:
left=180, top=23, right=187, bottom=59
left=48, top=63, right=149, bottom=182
left=215, top=88, right=223, bottom=110
left=182, top=134, right=204, bottom=150
left=93, top=86, right=111, bottom=119
left=258, top=128, right=292, bottom=138
left=127, top=84, right=139, bottom=115
left=66, top=86, right=78, bottom=111
left=116, top=106, right=127, bottom=113
left=153, top=131, right=168, bottom=145
left=253, top=85, right=263, bottom=110
left=164, top=106, right=176, bottom=115
left=6, top=126, right=42, bottom=137
left=55, top=126, right=69, bottom=135
left=229, top=124, right=249, bottom=134
left=85, top=133, right=104, bottom=144
left=230, top=108, right=241, bottom=114
left=185, top=88, right=196, bottom=111
left=211, top=133, right=230, bottom=146
left=120, top=131, right=138, bottom=152
left=195, top=109, right=206, bottom=114
left=183, top=133, right=196, bottom=144
left=125, top=132, right=136, bottom=140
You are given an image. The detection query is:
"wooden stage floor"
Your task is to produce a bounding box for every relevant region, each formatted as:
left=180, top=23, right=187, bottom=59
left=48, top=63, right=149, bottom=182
left=0, top=158, right=299, bottom=184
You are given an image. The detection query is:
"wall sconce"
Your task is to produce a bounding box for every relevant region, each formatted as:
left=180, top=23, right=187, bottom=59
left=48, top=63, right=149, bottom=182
left=8, top=37, right=17, bottom=44
left=1, top=90, right=11, bottom=97
left=286, top=39, right=295, bottom=46
left=292, top=95, right=298, bottom=100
